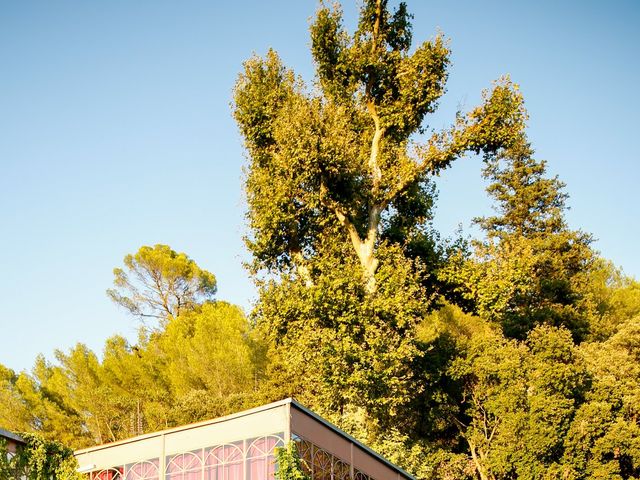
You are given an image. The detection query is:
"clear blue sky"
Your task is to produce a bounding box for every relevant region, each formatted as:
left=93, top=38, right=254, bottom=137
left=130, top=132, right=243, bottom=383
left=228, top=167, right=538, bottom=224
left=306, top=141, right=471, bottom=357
left=1, top=1, right=638, bottom=372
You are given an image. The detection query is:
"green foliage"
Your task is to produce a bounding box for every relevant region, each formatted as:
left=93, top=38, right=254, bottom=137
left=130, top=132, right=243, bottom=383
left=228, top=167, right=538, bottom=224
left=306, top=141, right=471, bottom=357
left=2, top=3, right=640, bottom=480
left=440, top=318, right=640, bottom=479
left=449, top=325, right=589, bottom=479
left=107, top=244, right=217, bottom=322
left=158, top=302, right=259, bottom=398
left=563, top=317, right=640, bottom=478
left=441, top=140, right=594, bottom=340
left=256, top=242, right=429, bottom=430
left=234, top=0, right=528, bottom=457
left=230, top=2, right=640, bottom=479
left=478, top=140, right=568, bottom=237
left=275, top=442, right=310, bottom=480
left=355, top=426, right=476, bottom=480
left=0, top=364, right=33, bottom=435
left=0, top=246, right=264, bottom=449
left=234, top=0, right=526, bottom=292
left=0, top=432, right=81, bottom=480
left=582, top=259, right=640, bottom=341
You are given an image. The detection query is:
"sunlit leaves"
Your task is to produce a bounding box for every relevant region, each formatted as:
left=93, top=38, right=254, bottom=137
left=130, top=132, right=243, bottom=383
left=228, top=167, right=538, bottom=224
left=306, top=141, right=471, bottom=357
left=234, top=1, right=527, bottom=285
left=107, top=244, right=217, bottom=322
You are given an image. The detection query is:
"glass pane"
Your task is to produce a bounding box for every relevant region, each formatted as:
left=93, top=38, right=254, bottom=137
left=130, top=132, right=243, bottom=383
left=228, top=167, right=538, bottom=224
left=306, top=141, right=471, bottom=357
left=294, top=440, right=313, bottom=475
left=354, top=471, right=368, bottom=480
left=312, top=448, right=332, bottom=480
left=225, top=444, right=243, bottom=463
left=203, top=465, right=221, bottom=480
left=333, top=460, right=350, bottom=480
left=166, top=452, right=203, bottom=480
left=227, top=462, right=244, bottom=480
left=204, top=443, right=244, bottom=480
left=248, top=436, right=282, bottom=458
left=125, top=461, right=159, bottom=480
left=92, top=469, right=123, bottom=480
left=249, top=457, right=266, bottom=480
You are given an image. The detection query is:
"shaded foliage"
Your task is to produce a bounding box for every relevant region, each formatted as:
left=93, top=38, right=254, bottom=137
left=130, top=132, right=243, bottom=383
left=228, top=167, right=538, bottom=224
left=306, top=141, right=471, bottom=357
left=1, top=2, right=640, bottom=480
left=0, top=432, right=80, bottom=480
left=441, top=140, right=595, bottom=340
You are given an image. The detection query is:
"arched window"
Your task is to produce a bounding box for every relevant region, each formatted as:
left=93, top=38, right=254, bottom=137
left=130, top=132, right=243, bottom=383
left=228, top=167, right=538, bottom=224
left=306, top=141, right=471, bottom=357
left=166, top=452, right=203, bottom=480
left=247, top=435, right=284, bottom=480
left=353, top=470, right=369, bottom=480
left=205, top=442, right=244, bottom=480
left=312, top=448, right=332, bottom=480
left=332, top=460, right=350, bottom=480
left=91, top=468, right=123, bottom=480
left=294, top=439, right=313, bottom=476
left=125, top=460, right=159, bottom=480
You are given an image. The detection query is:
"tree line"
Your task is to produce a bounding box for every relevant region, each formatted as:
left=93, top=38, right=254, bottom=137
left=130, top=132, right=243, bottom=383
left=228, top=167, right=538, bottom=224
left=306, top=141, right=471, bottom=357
left=2, top=1, right=640, bottom=478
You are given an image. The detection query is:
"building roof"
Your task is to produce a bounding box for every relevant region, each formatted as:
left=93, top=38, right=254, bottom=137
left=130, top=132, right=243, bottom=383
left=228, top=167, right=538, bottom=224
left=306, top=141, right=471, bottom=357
left=289, top=399, right=414, bottom=480
left=75, top=398, right=414, bottom=480
left=0, top=428, right=25, bottom=445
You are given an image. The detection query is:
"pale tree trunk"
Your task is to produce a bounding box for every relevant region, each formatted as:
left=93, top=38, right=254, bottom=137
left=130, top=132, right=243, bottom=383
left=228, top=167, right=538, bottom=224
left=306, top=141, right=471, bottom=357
left=332, top=203, right=381, bottom=293
left=468, top=441, right=494, bottom=480
left=453, top=415, right=497, bottom=480
left=351, top=0, right=385, bottom=292
left=292, top=249, right=314, bottom=287
left=346, top=111, right=384, bottom=292
left=323, top=0, right=387, bottom=293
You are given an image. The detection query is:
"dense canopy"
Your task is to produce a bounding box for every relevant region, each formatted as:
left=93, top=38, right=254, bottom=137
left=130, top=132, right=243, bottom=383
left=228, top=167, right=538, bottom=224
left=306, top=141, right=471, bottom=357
left=1, top=1, right=639, bottom=479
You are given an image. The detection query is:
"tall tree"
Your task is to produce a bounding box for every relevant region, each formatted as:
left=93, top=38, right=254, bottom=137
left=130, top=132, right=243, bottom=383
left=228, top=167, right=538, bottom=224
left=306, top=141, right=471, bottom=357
left=107, top=244, right=217, bottom=322
left=441, top=140, right=594, bottom=339
left=157, top=301, right=261, bottom=401
left=0, top=365, right=31, bottom=433
left=234, top=0, right=527, bottom=293
left=233, top=0, right=529, bottom=453
left=478, top=139, right=569, bottom=238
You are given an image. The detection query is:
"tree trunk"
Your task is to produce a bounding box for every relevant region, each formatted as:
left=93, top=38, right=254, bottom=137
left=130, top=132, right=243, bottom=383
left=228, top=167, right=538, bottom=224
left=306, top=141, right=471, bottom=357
left=468, top=441, right=493, bottom=480
left=292, top=250, right=313, bottom=287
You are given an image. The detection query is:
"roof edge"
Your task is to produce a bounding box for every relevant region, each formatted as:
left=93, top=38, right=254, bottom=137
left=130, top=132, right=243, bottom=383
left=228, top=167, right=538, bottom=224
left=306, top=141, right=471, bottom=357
left=74, top=397, right=415, bottom=480
left=0, top=428, right=25, bottom=444
left=289, top=399, right=415, bottom=480
left=74, top=398, right=292, bottom=455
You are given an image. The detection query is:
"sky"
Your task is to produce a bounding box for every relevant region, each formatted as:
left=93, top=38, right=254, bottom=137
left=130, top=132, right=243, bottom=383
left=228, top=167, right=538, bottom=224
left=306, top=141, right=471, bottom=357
left=1, top=0, right=638, bottom=373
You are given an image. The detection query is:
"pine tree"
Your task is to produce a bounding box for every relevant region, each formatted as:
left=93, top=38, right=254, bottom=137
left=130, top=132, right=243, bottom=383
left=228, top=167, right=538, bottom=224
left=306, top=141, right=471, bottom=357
left=442, top=139, right=594, bottom=339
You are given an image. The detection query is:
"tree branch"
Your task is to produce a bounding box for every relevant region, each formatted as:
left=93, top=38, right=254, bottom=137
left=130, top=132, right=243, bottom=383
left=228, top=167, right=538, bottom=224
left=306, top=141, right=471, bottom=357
left=367, top=101, right=385, bottom=191
left=320, top=179, right=365, bottom=251
left=320, top=178, right=379, bottom=291
left=291, top=249, right=314, bottom=287
left=377, top=120, right=477, bottom=211
left=372, top=0, right=382, bottom=53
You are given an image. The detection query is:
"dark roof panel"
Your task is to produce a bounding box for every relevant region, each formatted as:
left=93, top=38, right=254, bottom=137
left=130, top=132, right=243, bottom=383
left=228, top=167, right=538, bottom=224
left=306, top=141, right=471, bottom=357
left=0, top=428, right=25, bottom=444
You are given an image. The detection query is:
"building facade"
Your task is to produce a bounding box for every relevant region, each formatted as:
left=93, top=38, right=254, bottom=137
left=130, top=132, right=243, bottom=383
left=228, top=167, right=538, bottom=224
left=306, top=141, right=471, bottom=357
left=74, top=399, right=413, bottom=480
left=0, top=428, right=25, bottom=458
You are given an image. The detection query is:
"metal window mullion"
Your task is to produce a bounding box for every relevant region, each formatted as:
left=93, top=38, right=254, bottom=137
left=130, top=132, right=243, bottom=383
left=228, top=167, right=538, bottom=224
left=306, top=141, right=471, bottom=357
left=264, top=437, right=268, bottom=480
left=311, top=444, right=315, bottom=480
left=243, top=438, right=248, bottom=480
left=349, top=443, right=354, bottom=480
left=331, top=453, right=335, bottom=480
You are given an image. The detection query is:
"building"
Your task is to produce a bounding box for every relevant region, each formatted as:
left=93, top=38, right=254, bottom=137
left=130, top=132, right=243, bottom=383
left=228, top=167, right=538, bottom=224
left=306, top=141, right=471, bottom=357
left=74, top=398, right=413, bottom=480
left=0, top=428, right=25, bottom=458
